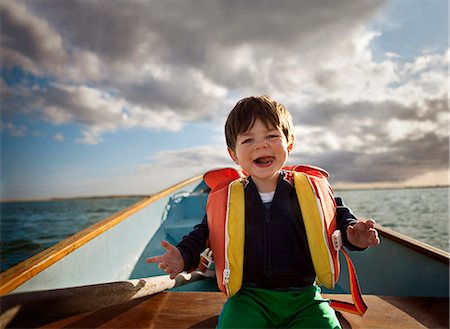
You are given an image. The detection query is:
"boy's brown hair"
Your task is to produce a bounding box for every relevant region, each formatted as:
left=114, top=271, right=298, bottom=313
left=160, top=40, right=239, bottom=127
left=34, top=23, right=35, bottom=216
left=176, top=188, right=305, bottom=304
left=225, top=95, right=294, bottom=151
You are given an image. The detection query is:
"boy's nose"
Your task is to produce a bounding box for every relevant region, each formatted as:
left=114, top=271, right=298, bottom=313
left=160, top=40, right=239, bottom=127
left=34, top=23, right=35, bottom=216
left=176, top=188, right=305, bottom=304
left=254, top=139, right=269, bottom=149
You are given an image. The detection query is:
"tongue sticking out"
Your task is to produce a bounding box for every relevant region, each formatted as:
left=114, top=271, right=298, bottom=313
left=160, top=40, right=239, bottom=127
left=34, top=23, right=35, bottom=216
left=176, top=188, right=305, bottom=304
left=254, top=156, right=274, bottom=167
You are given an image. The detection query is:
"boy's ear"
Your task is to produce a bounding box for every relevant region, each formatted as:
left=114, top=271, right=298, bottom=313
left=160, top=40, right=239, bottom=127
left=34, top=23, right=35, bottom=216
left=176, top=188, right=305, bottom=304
left=287, top=135, right=295, bottom=154
left=227, top=147, right=239, bottom=164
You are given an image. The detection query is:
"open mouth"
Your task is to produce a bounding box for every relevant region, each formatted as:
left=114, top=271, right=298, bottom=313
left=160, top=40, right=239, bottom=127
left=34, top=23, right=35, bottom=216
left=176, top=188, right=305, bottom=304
left=253, top=156, right=275, bottom=167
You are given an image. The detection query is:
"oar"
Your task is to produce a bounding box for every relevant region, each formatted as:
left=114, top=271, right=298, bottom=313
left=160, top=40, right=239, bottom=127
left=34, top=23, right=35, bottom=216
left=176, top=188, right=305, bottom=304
left=0, top=271, right=212, bottom=329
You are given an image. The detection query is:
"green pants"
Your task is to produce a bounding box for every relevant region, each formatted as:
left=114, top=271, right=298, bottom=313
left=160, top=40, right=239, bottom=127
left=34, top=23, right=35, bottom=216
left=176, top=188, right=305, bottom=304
left=217, top=285, right=341, bottom=328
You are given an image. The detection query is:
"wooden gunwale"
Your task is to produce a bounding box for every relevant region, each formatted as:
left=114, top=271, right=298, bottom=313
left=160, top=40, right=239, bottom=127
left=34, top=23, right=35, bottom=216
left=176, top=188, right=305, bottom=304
left=375, top=224, right=449, bottom=264
left=0, top=174, right=203, bottom=295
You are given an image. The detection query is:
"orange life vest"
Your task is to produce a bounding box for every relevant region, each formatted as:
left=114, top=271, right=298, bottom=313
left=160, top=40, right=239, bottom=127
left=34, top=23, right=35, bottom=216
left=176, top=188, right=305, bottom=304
left=203, top=166, right=367, bottom=316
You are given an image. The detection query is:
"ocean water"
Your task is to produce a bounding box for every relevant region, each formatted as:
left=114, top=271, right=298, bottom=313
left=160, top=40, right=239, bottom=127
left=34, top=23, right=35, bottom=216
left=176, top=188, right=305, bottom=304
left=336, top=187, right=449, bottom=252
left=0, top=197, right=143, bottom=272
left=0, top=187, right=448, bottom=273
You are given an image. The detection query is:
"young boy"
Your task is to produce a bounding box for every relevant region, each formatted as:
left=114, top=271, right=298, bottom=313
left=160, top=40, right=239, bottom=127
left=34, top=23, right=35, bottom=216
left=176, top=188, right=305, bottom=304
left=147, top=96, right=379, bottom=328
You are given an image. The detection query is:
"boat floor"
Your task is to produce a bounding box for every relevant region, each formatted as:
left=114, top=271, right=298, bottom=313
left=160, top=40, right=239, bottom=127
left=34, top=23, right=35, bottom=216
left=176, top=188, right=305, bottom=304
left=39, top=292, right=448, bottom=329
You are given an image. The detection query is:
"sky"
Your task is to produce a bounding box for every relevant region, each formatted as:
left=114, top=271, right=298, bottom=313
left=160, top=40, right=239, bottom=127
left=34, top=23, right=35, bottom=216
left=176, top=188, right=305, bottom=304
left=0, top=0, right=448, bottom=200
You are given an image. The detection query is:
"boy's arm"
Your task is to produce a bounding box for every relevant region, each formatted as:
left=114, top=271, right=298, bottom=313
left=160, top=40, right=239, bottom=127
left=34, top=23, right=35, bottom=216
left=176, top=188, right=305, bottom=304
left=146, top=215, right=209, bottom=277
left=335, top=197, right=379, bottom=250
left=334, top=197, right=366, bottom=251
left=335, top=197, right=361, bottom=250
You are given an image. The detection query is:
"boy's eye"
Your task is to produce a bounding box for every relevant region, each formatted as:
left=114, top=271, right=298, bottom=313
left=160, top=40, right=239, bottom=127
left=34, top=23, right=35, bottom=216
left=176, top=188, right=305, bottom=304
left=267, top=134, right=280, bottom=139
left=242, top=138, right=253, bottom=144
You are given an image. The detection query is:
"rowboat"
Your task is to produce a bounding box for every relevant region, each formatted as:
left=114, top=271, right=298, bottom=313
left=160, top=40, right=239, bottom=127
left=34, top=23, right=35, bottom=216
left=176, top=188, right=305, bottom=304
left=0, top=174, right=448, bottom=328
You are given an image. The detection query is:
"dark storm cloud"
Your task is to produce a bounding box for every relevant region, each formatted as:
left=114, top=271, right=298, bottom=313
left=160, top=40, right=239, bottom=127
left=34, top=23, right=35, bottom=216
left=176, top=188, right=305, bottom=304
left=1, top=0, right=389, bottom=125
left=292, top=99, right=437, bottom=127
left=21, top=0, right=385, bottom=63
left=292, top=129, right=448, bottom=184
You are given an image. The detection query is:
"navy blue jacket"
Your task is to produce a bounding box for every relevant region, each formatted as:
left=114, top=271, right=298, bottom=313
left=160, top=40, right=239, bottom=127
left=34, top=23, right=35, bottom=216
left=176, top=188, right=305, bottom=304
left=177, top=172, right=362, bottom=289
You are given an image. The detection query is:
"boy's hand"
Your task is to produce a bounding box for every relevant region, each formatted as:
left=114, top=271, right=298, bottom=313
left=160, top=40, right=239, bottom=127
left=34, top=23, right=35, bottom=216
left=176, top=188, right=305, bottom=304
left=146, top=240, right=185, bottom=279
left=347, top=219, right=380, bottom=249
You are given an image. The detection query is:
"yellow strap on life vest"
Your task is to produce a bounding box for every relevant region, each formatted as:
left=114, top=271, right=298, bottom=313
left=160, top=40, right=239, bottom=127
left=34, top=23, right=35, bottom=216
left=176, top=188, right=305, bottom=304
left=294, top=173, right=335, bottom=289
left=226, top=180, right=245, bottom=297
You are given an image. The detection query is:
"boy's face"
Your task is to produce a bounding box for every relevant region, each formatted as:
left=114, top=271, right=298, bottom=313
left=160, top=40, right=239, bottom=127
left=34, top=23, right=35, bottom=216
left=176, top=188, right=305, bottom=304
left=228, top=118, right=293, bottom=192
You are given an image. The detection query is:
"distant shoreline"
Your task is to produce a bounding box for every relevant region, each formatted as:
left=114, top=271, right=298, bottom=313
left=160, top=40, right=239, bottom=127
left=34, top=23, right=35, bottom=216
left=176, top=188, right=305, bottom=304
left=0, top=194, right=150, bottom=204
left=1, top=185, right=448, bottom=204
left=334, top=184, right=449, bottom=192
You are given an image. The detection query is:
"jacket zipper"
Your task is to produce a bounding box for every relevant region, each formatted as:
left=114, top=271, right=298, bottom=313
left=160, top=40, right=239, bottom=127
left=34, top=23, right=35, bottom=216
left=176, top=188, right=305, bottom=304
left=223, top=269, right=231, bottom=285
left=265, top=204, right=273, bottom=277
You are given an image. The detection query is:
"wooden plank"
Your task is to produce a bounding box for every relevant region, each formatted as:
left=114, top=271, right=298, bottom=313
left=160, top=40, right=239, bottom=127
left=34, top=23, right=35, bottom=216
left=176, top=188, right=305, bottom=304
left=37, top=292, right=448, bottom=329
left=333, top=294, right=448, bottom=329
left=0, top=175, right=203, bottom=295
left=381, top=296, right=449, bottom=329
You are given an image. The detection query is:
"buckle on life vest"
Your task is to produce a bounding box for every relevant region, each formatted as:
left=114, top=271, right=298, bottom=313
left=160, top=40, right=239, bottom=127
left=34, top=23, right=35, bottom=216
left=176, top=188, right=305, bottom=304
left=332, top=230, right=342, bottom=251
left=198, top=248, right=213, bottom=273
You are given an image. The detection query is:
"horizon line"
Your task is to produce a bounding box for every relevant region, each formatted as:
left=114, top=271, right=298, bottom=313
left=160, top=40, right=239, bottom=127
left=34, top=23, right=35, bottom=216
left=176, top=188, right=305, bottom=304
left=1, top=184, right=448, bottom=204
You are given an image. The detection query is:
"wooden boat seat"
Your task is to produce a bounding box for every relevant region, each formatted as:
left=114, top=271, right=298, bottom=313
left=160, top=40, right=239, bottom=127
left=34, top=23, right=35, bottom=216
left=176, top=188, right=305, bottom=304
left=40, top=292, right=448, bottom=329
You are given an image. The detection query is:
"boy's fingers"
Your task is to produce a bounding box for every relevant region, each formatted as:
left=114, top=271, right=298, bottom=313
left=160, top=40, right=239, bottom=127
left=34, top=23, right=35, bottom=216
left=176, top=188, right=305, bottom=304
left=146, top=240, right=179, bottom=265
left=349, top=222, right=366, bottom=235
left=161, top=240, right=171, bottom=248
left=371, top=231, right=380, bottom=246
left=162, top=266, right=179, bottom=279
left=365, top=219, right=376, bottom=228
left=347, top=225, right=356, bottom=237
left=161, top=240, right=176, bottom=252
left=146, top=255, right=164, bottom=263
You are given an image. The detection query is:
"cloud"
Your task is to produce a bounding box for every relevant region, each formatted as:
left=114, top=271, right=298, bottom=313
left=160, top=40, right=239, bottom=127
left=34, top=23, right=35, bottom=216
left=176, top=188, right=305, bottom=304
left=2, top=0, right=389, bottom=133
left=29, top=83, right=188, bottom=143
left=291, top=126, right=448, bottom=186
left=139, top=145, right=234, bottom=180
left=53, top=133, right=64, bottom=142
left=0, top=122, right=27, bottom=137
left=0, top=0, right=66, bottom=75
left=290, top=91, right=448, bottom=186
left=36, top=84, right=125, bottom=127
left=1, top=0, right=448, bottom=189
